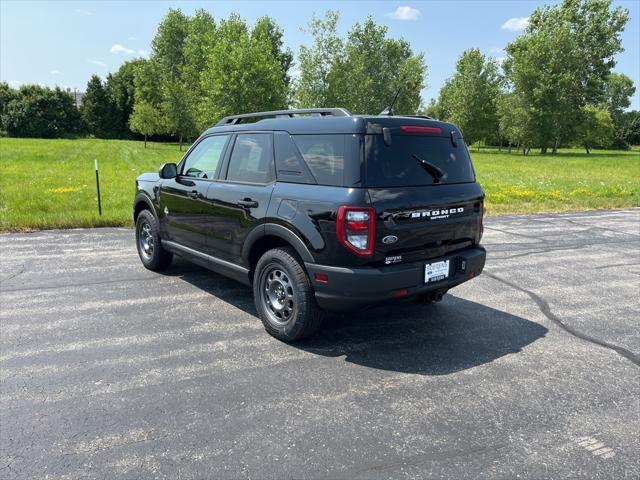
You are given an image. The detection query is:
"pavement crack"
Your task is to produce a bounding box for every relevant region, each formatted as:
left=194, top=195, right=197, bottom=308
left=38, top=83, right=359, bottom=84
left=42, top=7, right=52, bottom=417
left=484, top=226, right=551, bottom=242
left=560, top=218, right=640, bottom=237
left=0, top=264, right=26, bottom=284
left=485, top=271, right=639, bottom=366
left=491, top=244, right=588, bottom=260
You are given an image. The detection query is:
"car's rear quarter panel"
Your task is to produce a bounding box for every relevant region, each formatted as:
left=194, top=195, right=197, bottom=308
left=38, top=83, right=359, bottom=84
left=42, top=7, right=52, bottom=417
left=268, top=182, right=371, bottom=267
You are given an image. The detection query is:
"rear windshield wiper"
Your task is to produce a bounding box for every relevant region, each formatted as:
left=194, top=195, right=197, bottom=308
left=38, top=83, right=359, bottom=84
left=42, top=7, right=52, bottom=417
left=412, top=154, right=446, bottom=183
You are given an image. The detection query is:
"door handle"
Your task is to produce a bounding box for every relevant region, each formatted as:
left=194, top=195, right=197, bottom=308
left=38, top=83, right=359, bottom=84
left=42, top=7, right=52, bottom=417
left=187, top=191, right=200, bottom=199
left=237, top=198, right=259, bottom=208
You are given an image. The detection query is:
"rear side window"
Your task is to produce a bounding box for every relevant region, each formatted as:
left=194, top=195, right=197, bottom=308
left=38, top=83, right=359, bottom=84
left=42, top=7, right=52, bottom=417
left=365, top=135, right=475, bottom=187
left=226, top=133, right=275, bottom=184
left=274, top=132, right=316, bottom=184
left=292, top=135, right=346, bottom=186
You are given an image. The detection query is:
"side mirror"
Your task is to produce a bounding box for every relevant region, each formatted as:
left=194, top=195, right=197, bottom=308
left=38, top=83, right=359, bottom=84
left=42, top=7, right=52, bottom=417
left=159, top=163, right=177, bottom=179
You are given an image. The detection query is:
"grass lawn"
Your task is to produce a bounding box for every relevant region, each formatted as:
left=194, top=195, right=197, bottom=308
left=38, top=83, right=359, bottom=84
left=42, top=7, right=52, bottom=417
left=0, top=138, right=183, bottom=231
left=0, top=137, right=638, bottom=231
left=473, top=146, right=640, bottom=214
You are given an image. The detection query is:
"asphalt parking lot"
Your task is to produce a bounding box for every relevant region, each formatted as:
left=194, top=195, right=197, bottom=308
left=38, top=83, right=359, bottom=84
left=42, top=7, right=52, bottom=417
left=1, top=209, right=639, bottom=479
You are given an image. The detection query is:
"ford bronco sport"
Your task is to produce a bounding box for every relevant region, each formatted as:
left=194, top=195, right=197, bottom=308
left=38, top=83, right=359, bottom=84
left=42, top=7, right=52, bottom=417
left=133, top=108, right=486, bottom=341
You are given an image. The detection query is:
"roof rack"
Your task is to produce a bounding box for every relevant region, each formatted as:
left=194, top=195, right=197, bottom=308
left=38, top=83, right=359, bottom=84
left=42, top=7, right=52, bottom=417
left=215, top=108, right=352, bottom=127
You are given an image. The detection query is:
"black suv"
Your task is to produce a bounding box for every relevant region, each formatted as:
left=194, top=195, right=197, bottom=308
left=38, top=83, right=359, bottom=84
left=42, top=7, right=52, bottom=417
left=133, top=108, right=486, bottom=341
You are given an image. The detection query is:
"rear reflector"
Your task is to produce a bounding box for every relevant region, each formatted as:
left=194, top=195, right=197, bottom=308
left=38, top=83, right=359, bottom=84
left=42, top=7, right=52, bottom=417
left=400, top=126, right=442, bottom=135
left=314, top=273, right=329, bottom=283
left=392, top=288, right=409, bottom=297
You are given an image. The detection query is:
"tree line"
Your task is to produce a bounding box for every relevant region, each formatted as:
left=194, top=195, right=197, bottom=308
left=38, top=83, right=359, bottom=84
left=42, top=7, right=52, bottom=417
left=0, top=0, right=638, bottom=151
left=425, top=0, right=639, bottom=152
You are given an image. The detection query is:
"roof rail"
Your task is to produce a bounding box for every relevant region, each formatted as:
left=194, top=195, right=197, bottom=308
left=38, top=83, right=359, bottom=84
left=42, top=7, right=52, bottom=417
left=215, top=108, right=352, bottom=127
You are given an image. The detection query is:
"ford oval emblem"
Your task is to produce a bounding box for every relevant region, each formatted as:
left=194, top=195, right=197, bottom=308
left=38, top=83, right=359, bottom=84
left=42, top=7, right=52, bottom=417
left=382, top=235, right=398, bottom=244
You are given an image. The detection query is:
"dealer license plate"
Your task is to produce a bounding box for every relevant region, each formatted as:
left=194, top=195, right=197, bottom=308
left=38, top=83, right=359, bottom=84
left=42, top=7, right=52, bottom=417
left=425, top=260, right=450, bottom=283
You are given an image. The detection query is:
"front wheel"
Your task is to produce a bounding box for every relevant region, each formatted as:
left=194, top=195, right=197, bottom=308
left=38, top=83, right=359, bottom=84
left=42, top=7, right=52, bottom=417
left=135, top=210, right=173, bottom=271
left=253, top=247, right=323, bottom=341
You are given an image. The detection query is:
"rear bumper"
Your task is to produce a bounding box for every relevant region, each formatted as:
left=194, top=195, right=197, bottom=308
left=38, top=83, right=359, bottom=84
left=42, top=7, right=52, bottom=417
left=305, top=246, right=486, bottom=312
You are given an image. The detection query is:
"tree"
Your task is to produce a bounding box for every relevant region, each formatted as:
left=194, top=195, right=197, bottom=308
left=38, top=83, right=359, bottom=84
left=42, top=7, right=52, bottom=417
left=151, top=9, right=190, bottom=79
left=198, top=14, right=288, bottom=126
left=604, top=72, right=636, bottom=118
left=129, top=101, right=163, bottom=148
left=252, top=16, right=294, bottom=90
left=621, top=111, right=640, bottom=145
left=0, top=82, right=19, bottom=131
left=603, top=73, right=636, bottom=148
left=503, top=0, right=629, bottom=154
left=434, top=49, right=501, bottom=145
left=420, top=98, right=445, bottom=120
left=2, top=84, right=81, bottom=138
left=81, top=75, right=116, bottom=137
left=575, top=104, right=614, bottom=153
left=106, top=59, right=146, bottom=137
left=294, top=12, right=427, bottom=114
left=148, top=8, right=197, bottom=144
left=294, top=11, right=343, bottom=109
left=162, top=77, right=195, bottom=150
left=497, top=92, right=538, bottom=154
left=182, top=9, right=217, bottom=132
left=134, top=58, right=164, bottom=107
left=334, top=17, right=426, bottom=114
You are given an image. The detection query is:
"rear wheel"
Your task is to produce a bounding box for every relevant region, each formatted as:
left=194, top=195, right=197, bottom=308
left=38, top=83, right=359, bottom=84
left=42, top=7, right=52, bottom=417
left=135, top=210, right=173, bottom=271
left=253, top=247, right=323, bottom=341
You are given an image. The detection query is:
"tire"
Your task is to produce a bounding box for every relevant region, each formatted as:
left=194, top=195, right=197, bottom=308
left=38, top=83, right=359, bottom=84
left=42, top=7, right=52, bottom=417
left=253, top=247, right=323, bottom=341
left=135, top=209, right=173, bottom=271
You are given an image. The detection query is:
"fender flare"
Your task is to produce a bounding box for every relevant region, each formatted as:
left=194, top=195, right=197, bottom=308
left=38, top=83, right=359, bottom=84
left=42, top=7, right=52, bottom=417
left=242, top=223, right=315, bottom=265
left=133, top=193, right=157, bottom=222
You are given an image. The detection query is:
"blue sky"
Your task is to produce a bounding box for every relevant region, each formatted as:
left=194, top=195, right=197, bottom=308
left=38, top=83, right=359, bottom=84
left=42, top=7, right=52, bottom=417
left=1, top=0, right=639, bottom=109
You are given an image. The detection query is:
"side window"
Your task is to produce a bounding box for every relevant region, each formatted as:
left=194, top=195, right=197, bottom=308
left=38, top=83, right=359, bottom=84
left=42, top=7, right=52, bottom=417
left=291, top=135, right=345, bottom=186
left=226, top=133, right=275, bottom=184
left=273, top=132, right=316, bottom=184
left=182, top=135, right=229, bottom=179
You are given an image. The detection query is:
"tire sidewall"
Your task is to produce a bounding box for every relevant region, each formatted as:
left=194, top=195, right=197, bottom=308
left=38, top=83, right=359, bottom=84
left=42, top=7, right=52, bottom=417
left=255, top=254, right=298, bottom=337
left=253, top=248, right=320, bottom=340
left=135, top=210, right=165, bottom=270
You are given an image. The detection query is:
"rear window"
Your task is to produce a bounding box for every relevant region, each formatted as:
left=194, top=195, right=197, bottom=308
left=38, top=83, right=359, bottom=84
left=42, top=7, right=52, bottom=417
left=365, top=135, right=475, bottom=187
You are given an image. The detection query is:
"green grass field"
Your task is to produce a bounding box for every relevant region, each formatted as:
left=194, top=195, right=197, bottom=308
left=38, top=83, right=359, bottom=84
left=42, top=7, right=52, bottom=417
left=0, top=137, right=638, bottom=231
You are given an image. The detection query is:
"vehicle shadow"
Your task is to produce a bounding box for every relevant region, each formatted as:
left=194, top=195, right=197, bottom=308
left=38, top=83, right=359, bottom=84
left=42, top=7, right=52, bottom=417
left=168, top=259, right=548, bottom=376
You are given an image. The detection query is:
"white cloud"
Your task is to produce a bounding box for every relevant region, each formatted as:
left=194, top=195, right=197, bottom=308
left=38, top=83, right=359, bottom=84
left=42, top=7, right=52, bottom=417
left=490, top=47, right=505, bottom=54
left=387, top=6, right=421, bottom=21
left=128, top=36, right=137, bottom=41
left=137, top=49, right=150, bottom=57
left=87, top=59, right=107, bottom=67
left=50, top=69, right=61, bottom=75
left=7, top=80, right=21, bottom=87
left=110, top=44, right=135, bottom=54
left=75, top=9, right=93, bottom=16
left=501, top=17, right=529, bottom=32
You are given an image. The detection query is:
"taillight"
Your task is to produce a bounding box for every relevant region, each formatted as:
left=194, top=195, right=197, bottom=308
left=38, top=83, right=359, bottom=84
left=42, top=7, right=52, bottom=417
left=336, top=206, right=376, bottom=257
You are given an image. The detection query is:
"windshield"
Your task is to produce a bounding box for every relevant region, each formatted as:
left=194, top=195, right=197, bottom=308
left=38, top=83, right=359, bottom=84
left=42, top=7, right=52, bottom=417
left=364, top=135, right=475, bottom=187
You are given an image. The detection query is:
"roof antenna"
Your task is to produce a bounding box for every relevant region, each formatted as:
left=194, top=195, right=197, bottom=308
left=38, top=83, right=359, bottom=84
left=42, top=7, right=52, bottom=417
left=379, top=87, right=401, bottom=116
